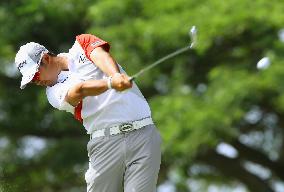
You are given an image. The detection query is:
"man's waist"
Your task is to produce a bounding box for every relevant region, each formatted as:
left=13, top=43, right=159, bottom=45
left=89, top=116, right=153, bottom=139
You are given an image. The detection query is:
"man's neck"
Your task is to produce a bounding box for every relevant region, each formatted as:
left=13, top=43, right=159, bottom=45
left=55, top=55, right=69, bottom=71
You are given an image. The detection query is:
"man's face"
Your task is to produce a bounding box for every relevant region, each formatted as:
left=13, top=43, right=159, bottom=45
left=32, top=54, right=59, bottom=86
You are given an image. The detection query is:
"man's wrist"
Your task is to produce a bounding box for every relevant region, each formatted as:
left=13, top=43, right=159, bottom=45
left=107, top=76, right=113, bottom=89
left=111, top=72, right=120, bottom=77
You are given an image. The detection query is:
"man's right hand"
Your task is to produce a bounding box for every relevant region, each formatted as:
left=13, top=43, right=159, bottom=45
left=111, top=73, right=133, bottom=91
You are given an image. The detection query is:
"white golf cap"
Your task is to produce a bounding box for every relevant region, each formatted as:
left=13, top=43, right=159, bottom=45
left=15, top=42, right=48, bottom=89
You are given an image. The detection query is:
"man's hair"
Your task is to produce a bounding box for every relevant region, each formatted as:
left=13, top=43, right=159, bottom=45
left=47, top=52, right=57, bottom=57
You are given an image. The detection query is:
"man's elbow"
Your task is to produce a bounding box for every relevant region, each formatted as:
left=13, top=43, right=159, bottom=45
left=65, top=82, right=85, bottom=107
left=76, top=82, right=87, bottom=99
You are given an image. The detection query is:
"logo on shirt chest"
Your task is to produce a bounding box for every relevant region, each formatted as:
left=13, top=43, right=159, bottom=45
left=55, top=75, right=69, bottom=85
left=79, top=54, right=89, bottom=64
left=59, top=76, right=69, bottom=83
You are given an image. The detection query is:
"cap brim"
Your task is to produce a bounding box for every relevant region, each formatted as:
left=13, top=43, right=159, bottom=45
left=19, top=51, right=46, bottom=89
left=20, top=66, right=38, bottom=89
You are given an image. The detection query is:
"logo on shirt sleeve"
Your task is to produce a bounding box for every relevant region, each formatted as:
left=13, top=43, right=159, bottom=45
left=91, top=40, right=102, bottom=47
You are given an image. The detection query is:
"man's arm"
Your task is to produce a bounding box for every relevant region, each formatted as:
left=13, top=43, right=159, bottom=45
left=76, top=34, right=131, bottom=82
left=65, top=79, right=108, bottom=107
left=76, top=34, right=120, bottom=76
left=90, top=47, right=120, bottom=76
left=65, top=74, right=132, bottom=107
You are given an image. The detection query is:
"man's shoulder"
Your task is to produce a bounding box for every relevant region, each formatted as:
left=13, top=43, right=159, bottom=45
left=75, top=34, right=98, bottom=42
left=68, top=39, right=87, bottom=60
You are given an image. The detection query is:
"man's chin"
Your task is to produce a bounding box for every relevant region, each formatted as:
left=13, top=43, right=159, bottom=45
left=47, top=80, right=57, bottom=87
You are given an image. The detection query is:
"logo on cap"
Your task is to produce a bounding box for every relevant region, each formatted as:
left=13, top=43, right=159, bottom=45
left=35, top=50, right=43, bottom=57
left=17, top=60, right=27, bottom=70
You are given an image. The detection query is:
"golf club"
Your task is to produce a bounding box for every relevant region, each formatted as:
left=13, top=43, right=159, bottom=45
left=129, top=26, right=197, bottom=81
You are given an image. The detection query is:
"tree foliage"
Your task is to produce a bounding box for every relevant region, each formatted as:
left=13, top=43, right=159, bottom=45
left=1, top=0, right=284, bottom=191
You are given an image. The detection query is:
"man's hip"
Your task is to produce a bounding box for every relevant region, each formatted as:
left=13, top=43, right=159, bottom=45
left=85, top=124, right=162, bottom=192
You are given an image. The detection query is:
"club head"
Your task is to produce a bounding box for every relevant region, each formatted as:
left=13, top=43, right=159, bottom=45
left=189, top=26, right=197, bottom=48
left=257, top=57, right=270, bottom=70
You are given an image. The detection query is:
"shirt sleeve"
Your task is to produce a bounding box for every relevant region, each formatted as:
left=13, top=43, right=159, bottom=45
left=76, top=34, right=110, bottom=61
left=46, top=74, right=82, bottom=113
left=46, top=84, right=74, bottom=113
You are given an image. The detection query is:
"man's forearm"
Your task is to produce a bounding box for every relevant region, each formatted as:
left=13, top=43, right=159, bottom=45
left=80, top=79, right=109, bottom=96
left=66, top=73, right=132, bottom=107
left=90, top=47, right=120, bottom=76
left=66, top=79, right=108, bottom=107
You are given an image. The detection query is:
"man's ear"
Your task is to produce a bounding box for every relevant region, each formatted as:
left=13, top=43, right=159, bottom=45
left=41, top=54, right=50, bottom=65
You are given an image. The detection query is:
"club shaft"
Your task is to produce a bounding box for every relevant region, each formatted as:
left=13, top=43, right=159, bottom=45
left=129, top=44, right=193, bottom=81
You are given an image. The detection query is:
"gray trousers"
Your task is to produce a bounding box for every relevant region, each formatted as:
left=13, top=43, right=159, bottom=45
left=85, top=124, right=162, bottom=192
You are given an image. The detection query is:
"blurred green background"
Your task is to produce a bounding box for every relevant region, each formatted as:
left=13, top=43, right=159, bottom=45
left=1, top=0, right=284, bottom=191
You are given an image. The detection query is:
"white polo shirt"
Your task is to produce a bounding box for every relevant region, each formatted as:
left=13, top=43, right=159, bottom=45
left=46, top=34, right=151, bottom=133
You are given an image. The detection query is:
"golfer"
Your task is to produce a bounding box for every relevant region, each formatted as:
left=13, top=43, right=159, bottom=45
left=15, top=34, right=161, bottom=192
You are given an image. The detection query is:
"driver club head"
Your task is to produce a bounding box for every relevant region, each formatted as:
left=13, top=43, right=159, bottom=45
left=189, top=26, right=197, bottom=48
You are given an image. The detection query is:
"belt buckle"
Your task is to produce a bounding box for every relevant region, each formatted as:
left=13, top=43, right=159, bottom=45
left=119, top=122, right=134, bottom=133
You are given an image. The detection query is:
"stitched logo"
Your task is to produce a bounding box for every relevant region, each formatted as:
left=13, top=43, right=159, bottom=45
left=91, top=40, right=102, bottom=47
left=79, top=54, right=88, bottom=64
left=35, top=50, right=43, bottom=57
left=17, top=60, right=27, bottom=70
left=119, top=123, right=134, bottom=133
left=58, top=76, right=69, bottom=84
left=50, top=75, right=69, bottom=87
